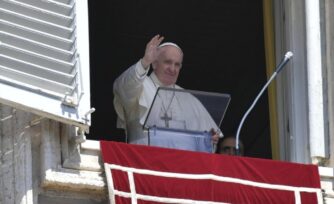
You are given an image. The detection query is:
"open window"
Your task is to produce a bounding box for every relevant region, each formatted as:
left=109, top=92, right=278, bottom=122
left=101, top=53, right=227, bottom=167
left=0, top=0, right=92, bottom=131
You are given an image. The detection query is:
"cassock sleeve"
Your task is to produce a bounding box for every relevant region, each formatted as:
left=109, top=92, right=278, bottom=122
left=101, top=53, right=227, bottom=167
left=113, top=60, right=148, bottom=128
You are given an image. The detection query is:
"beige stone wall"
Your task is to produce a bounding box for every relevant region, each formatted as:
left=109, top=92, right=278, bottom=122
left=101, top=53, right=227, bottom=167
left=0, top=104, right=37, bottom=203
left=0, top=104, right=107, bottom=204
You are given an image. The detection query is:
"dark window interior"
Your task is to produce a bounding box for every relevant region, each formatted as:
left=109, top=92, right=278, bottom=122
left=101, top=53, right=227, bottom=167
left=87, top=0, right=272, bottom=159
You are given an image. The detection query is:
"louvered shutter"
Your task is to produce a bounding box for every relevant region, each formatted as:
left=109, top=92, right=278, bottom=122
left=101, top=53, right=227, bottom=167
left=0, top=0, right=92, bottom=131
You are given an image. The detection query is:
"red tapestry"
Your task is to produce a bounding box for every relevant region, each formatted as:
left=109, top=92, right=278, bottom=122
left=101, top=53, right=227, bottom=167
left=101, top=141, right=322, bottom=204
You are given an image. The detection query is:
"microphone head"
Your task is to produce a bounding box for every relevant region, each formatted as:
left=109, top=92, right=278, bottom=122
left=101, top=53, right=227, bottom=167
left=285, top=51, right=293, bottom=59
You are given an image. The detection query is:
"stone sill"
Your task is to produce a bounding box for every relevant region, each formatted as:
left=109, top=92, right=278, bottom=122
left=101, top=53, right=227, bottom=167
left=41, top=168, right=106, bottom=195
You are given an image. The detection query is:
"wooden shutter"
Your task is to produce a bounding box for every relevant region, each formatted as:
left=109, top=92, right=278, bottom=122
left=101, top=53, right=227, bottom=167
left=0, top=0, right=92, bottom=130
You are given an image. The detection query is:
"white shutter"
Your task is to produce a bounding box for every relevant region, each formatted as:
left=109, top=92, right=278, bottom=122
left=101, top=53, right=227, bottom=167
left=0, top=0, right=92, bottom=131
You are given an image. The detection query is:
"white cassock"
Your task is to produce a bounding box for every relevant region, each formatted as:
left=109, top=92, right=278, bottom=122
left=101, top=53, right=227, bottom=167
left=113, top=60, right=220, bottom=152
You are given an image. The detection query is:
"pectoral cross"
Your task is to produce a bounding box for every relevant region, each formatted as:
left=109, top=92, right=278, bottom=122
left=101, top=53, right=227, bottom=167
left=161, top=112, right=172, bottom=128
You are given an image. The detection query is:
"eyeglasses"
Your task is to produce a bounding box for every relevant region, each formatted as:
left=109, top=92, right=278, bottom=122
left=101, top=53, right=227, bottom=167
left=222, top=146, right=237, bottom=153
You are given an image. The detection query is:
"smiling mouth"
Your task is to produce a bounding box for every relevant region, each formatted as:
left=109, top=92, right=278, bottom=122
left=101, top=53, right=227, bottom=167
left=165, top=72, right=176, bottom=76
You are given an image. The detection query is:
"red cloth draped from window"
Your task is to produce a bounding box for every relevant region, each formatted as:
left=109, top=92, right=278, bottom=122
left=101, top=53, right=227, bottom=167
left=101, top=141, right=322, bottom=204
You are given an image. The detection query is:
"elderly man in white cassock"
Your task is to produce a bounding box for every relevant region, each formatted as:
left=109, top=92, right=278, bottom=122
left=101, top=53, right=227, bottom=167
left=113, top=34, right=221, bottom=152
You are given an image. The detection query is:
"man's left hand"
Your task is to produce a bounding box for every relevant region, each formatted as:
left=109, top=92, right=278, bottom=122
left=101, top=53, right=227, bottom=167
left=210, top=129, right=220, bottom=144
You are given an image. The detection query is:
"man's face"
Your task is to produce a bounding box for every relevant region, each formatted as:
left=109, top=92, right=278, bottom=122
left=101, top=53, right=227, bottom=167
left=220, top=137, right=237, bottom=155
left=153, top=46, right=183, bottom=86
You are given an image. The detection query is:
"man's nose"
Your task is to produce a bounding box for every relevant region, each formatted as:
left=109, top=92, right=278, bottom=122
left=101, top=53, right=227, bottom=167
left=169, top=64, right=179, bottom=74
left=168, top=64, right=176, bottom=73
left=228, top=149, right=235, bottom=155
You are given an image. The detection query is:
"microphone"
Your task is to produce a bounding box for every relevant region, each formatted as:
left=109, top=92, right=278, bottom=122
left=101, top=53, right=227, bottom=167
left=235, top=51, right=293, bottom=155
left=275, top=51, right=294, bottom=73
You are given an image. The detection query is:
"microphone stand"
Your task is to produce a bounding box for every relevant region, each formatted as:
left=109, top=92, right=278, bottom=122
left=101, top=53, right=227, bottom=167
left=235, top=51, right=293, bottom=155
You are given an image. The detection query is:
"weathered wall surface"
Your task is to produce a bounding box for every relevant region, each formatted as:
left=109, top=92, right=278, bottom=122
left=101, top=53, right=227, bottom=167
left=0, top=104, right=107, bottom=204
